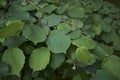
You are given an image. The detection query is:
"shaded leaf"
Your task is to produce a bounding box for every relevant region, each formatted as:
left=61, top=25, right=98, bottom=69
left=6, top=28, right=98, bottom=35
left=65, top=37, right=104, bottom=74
left=49, top=53, right=65, bottom=70
left=102, top=55, right=120, bottom=79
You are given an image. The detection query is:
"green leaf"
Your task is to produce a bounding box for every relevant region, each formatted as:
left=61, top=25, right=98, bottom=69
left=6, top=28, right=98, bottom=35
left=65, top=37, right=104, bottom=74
left=92, top=24, right=102, bottom=35
left=75, top=47, right=91, bottom=64
left=46, top=30, right=71, bottom=53
left=69, top=30, right=81, bottom=39
left=91, top=70, right=119, bottom=80
left=41, top=4, right=57, bottom=14
left=72, top=35, right=96, bottom=49
left=113, top=38, right=120, bottom=50
left=102, top=55, right=120, bottom=79
left=67, top=6, right=85, bottom=18
left=56, top=4, right=68, bottom=14
left=47, top=14, right=61, bottom=27
left=93, top=43, right=113, bottom=59
left=57, top=23, right=71, bottom=33
left=0, top=0, right=6, bottom=7
left=0, top=62, right=9, bottom=76
left=2, top=48, right=25, bottom=76
left=2, top=36, right=26, bottom=48
left=0, top=20, right=24, bottom=39
left=22, top=24, right=46, bottom=44
left=72, top=73, right=81, bottom=80
left=49, top=53, right=65, bottom=70
left=29, top=47, right=50, bottom=71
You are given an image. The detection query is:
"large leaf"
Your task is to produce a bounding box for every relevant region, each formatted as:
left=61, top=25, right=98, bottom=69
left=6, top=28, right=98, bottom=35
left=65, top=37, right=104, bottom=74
left=2, top=48, right=25, bottom=76
left=102, top=55, right=120, bottom=79
left=29, top=47, right=50, bottom=71
left=0, top=20, right=24, bottom=39
left=22, top=24, right=46, bottom=44
left=49, top=53, right=65, bottom=70
left=75, top=47, right=91, bottom=64
left=91, top=70, right=119, bottom=80
left=72, top=35, right=96, bottom=49
left=46, top=30, right=71, bottom=53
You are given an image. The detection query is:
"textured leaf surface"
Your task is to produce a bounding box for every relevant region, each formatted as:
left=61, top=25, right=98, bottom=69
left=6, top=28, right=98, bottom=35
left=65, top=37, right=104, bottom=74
left=47, top=14, right=61, bottom=27
left=91, top=70, right=119, bottom=80
left=49, top=53, right=65, bottom=70
left=0, top=20, right=24, bottom=39
left=46, top=30, right=71, bottom=53
left=102, top=55, right=120, bottom=79
left=72, top=36, right=96, bottom=49
left=93, top=43, right=113, bottom=59
left=57, top=23, right=71, bottom=33
left=67, top=6, right=85, bottom=18
left=2, top=48, right=25, bottom=76
left=22, top=24, right=46, bottom=44
left=29, top=47, right=50, bottom=71
left=76, top=47, right=91, bottom=64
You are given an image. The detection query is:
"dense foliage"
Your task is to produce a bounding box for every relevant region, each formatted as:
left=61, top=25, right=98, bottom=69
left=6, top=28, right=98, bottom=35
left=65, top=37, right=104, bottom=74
left=0, top=0, right=120, bottom=80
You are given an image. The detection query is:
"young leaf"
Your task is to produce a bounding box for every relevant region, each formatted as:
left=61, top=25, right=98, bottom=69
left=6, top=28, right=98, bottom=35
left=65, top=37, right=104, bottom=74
left=102, top=55, right=120, bottom=79
left=46, top=30, right=71, bottom=53
left=75, top=47, right=90, bottom=64
left=2, top=48, right=25, bottom=76
left=0, top=20, right=24, bottom=39
left=29, top=47, right=50, bottom=71
left=22, top=24, right=46, bottom=45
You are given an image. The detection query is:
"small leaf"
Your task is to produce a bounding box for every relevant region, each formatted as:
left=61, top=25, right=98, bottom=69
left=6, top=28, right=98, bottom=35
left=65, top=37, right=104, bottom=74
left=29, top=47, right=50, bottom=71
left=75, top=47, right=91, bottom=64
left=67, top=6, right=85, bottom=18
left=46, top=30, right=71, bottom=53
left=69, top=30, right=81, bottom=39
left=72, top=73, right=81, bottom=80
left=72, top=35, right=96, bottom=49
left=92, top=24, right=102, bottom=35
left=41, top=4, right=57, bottom=14
left=2, top=48, right=25, bottom=76
left=0, top=20, right=24, bottom=39
left=57, top=23, right=71, bottom=33
left=102, top=55, right=120, bottom=79
left=49, top=53, right=65, bottom=70
left=47, top=14, right=61, bottom=27
left=22, top=24, right=46, bottom=44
